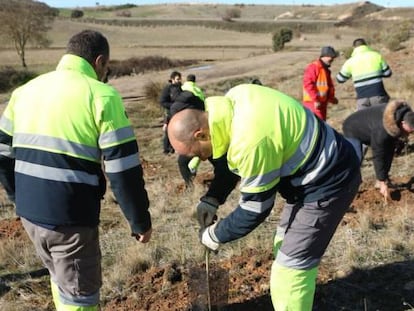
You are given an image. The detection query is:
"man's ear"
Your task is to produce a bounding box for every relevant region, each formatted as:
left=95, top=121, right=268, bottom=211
left=95, top=54, right=105, bottom=67
left=194, top=128, right=210, bottom=141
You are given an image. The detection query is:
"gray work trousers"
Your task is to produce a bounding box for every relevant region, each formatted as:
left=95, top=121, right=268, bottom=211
left=275, top=172, right=361, bottom=270
left=21, top=218, right=102, bottom=306
left=356, top=95, right=389, bottom=110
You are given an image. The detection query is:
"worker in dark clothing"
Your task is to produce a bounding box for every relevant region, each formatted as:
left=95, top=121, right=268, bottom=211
left=159, top=71, right=182, bottom=154
left=343, top=100, right=414, bottom=201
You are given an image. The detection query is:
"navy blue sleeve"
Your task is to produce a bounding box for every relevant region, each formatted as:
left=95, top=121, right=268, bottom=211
left=214, top=186, right=277, bottom=243
left=107, top=164, right=151, bottom=234
left=0, top=130, right=15, bottom=202
left=103, top=140, right=151, bottom=234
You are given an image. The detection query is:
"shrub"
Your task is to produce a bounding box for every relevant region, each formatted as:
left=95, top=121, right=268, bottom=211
left=0, top=67, right=37, bottom=92
left=224, top=7, right=241, bottom=19
left=143, top=80, right=164, bottom=106
left=108, top=56, right=198, bottom=78
left=116, top=10, right=131, bottom=18
left=71, top=9, right=83, bottom=18
left=272, top=28, right=293, bottom=52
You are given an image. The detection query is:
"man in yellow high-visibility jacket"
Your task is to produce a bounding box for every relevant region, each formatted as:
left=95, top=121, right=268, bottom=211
left=168, top=84, right=361, bottom=310
left=336, top=38, right=392, bottom=110
left=0, top=30, right=152, bottom=311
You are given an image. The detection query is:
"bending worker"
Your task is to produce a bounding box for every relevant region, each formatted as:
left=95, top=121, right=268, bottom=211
left=170, top=89, right=240, bottom=210
left=0, top=30, right=152, bottom=311
left=175, top=74, right=206, bottom=188
left=168, top=83, right=361, bottom=310
left=343, top=100, right=414, bottom=201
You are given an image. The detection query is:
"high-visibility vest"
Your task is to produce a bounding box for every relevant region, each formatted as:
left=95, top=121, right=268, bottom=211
left=205, top=84, right=318, bottom=194
left=0, top=54, right=150, bottom=230
left=181, top=81, right=205, bottom=101
left=303, top=60, right=330, bottom=103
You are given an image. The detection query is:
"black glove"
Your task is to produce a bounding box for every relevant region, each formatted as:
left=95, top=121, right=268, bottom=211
left=196, top=197, right=219, bottom=229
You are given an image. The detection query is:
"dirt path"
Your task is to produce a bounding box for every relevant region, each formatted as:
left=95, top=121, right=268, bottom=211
left=109, top=50, right=315, bottom=98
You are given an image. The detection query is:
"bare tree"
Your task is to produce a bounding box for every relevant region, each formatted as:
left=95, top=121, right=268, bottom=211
left=0, top=0, right=57, bottom=68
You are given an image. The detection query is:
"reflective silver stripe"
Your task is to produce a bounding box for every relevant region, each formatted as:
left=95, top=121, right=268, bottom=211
left=336, top=74, right=348, bottom=82
left=354, top=77, right=383, bottom=88
left=383, top=68, right=392, bottom=76
left=14, top=133, right=100, bottom=161
left=239, top=169, right=280, bottom=190
left=59, top=287, right=100, bottom=306
left=15, top=160, right=99, bottom=185
left=299, top=125, right=337, bottom=185
left=0, top=143, right=14, bottom=158
left=240, top=109, right=317, bottom=189
left=239, top=193, right=276, bottom=213
left=276, top=249, right=320, bottom=269
left=0, top=115, right=13, bottom=134
left=104, top=153, right=140, bottom=173
left=280, top=109, right=317, bottom=176
left=352, top=70, right=383, bottom=81
left=99, top=126, right=135, bottom=147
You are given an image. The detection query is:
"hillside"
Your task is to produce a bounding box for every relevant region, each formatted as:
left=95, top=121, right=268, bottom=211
left=1, top=2, right=414, bottom=310
left=60, top=1, right=413, bottom=22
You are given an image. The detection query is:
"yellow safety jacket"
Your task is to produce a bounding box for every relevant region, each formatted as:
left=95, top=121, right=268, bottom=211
left=181, top=81, right=205, bottom=101
left=0, top=54, right=151, bottom=232
left=336, top=45, right=391, bottom=99
left=206, top=85, right=317, bottom=194
left=206, top=84, right=360, bottom=244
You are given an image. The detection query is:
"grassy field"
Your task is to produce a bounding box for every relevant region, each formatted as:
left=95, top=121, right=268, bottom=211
left=1, top=2, right=414, bottom=310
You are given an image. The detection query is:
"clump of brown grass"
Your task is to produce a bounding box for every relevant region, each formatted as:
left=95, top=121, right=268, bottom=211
left=108, top=56, right=198, bottom=79
left=0, top=67, right=37, bottom=93
left=143, top=80, right=163, bottom=106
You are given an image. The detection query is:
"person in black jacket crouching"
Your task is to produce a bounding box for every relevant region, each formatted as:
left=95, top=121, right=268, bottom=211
left=342, top=100, right=414, bottom=201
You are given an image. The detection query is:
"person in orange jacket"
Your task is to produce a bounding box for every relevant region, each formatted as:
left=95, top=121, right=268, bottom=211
left=302, top=46, right=339, bottom=121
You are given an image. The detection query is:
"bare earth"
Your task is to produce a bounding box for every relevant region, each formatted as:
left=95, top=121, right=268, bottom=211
left=2, top=176, right=414, bottom=310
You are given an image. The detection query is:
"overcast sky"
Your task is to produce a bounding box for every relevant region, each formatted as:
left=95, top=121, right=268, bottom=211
left=37, top=0, right=413, bottom=9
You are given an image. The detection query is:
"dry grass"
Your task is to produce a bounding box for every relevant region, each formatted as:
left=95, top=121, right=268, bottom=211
left=1, top=3, right=414, bottom=309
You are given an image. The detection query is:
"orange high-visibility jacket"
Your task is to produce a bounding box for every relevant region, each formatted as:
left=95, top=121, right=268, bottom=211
left=302, top=59, right=335, bottom=120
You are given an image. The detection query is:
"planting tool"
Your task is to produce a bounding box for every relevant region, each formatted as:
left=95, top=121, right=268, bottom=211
left=205, top=248, right=212, bottom=311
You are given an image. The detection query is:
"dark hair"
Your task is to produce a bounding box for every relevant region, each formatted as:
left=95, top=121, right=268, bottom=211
left=66, top=30, right=109, bottom=65
left=403, top=111, right=414, bottom=129
left=170, top=91, right=204, bottom=116
left=250, top=78, right=262, bottom=85
left=170, top=71, right=182, bottom=80
left=186, top=74, right=196, bottom=82
left=353, top=38, right=367, bottom=47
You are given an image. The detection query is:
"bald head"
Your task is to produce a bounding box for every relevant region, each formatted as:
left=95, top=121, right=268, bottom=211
left=168, top=109, right=211, bottom=159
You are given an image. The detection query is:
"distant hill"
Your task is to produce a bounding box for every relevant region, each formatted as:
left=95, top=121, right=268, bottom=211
left=58, top=1, right=413, bottom=23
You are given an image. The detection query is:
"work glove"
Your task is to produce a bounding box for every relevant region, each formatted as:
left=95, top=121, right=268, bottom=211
left=197, top=196, right=219, bottom=229
left=200, top=222, right=220, bottom=251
